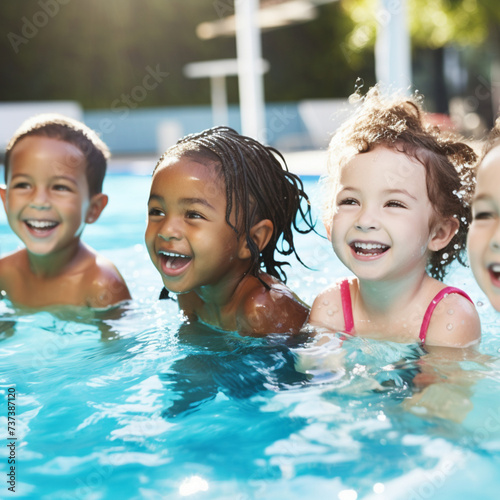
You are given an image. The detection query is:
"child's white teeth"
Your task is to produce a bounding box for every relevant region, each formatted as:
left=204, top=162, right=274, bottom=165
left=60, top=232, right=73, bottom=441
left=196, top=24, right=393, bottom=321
left=491, top=264, right=500, bottom=273
left=354, top=242, right=385, bottom=250
left=26, top=220, right=58, bottom=229
left=159, top=250, right=189, bottom=258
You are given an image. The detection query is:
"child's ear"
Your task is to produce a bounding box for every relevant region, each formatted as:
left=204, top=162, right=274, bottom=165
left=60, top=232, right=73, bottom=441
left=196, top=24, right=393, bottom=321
left=85, top=193, right=108, bottom=224
left=428, top=216, right=460, bottom=252
left=238, top=219, right=274, bottom=259
left=0, top=186, right=6, bottom=210
left=324, top=218, right=332, bottom=241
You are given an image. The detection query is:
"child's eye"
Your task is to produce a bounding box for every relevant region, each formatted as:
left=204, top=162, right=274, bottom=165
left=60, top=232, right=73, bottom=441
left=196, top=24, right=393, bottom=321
left=186, top=210, right=205, bottom=220
left=53, top=184, right=72, bottom=192
left=11, top=182, right=30, bottom=189
left=473, top=211, right=494, bottom=220
left=338, top=198, right=358, bottom=206
left=148, top=207, right=164, bottom=217
left=385, top=200, right=406, bottom=208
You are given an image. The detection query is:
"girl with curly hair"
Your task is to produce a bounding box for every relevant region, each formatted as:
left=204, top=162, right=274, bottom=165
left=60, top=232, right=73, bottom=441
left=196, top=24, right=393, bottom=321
left=309, top=87, right=480, bottom=347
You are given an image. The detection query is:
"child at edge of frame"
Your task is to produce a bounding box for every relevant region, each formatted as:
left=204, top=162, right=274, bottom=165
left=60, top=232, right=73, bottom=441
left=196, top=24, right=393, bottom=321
left=468, top=116, right=500, bottom=313
left=0, top=113, right=131, bottom=308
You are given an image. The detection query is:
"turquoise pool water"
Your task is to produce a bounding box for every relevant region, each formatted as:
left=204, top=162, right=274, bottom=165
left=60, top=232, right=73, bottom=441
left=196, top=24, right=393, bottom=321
left=1, top=175, right=500, bottom=500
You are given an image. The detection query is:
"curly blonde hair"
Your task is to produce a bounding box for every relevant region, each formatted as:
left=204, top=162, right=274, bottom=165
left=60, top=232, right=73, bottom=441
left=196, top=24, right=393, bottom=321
left=322, top=86, right=477, bottom=280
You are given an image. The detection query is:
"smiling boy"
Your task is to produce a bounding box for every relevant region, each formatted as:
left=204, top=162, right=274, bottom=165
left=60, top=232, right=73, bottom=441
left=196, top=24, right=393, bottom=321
left=0, top=114, right=131, bottom=308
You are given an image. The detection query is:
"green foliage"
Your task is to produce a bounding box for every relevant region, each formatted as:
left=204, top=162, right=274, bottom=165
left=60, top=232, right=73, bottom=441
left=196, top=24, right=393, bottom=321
left=0, top=0, right=373, bottom=109
left=341, top=0, right=500, bottom=50
left=262, top=3, right=375, bottom=100
left=0, top=0, right=234, bottom=108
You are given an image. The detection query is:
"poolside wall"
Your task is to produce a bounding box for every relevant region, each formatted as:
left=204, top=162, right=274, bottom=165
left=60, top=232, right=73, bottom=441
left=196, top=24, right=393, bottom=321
left=0, top=99, right=348, bottom=157
left=83, top=99, right=351, bottom=156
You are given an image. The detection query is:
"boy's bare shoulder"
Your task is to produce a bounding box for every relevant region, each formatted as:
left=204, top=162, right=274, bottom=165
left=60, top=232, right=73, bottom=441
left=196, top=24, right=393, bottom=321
left=0, top=250, right=27, bottom=282
left=239, top=274, right=309, bottom=336
left=425, top=292, right=481, bottom=348
left=308, top=279, right=347, bottom=331
left=83, top=249, right=131, bottom=308
left=0, top=249, right=26, bottom=266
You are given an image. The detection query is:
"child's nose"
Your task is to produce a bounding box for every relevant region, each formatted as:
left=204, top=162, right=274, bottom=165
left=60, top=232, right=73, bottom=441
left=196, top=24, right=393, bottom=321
left=158, top=215, right=182, bottom=241
left=29, top=188, right=51, bottom=210
left=355, top=207, right=380, bottom=232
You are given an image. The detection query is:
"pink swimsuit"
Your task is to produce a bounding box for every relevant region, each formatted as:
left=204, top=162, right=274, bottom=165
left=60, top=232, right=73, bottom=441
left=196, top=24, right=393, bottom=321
left=339, top=279, right=473, bottom=345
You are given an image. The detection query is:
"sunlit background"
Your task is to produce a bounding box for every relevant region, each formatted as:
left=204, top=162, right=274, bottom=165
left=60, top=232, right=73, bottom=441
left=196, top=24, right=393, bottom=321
left=0, top=0, right=498, bottom=163
left=2, top=3, right=500, bottom=500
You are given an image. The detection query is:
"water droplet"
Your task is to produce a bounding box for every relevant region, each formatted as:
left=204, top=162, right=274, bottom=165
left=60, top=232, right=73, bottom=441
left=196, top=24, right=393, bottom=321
left=327, top=309, right=334, bottom=316
left=446, top=323, right=453, bottom=331
left=442, top=253, right=449, bottom=259
left=373, top=483, right=385, bottom=494
left=323, top=299, right=329, bottom=306
left=477, top=301, right=484, bottom=307
left=447, top=309, right=454, bottom=315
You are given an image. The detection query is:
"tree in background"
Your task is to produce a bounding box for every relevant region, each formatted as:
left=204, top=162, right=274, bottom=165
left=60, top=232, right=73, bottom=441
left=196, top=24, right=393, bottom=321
left=340, top=0, right=500, bottom=132
left=0, top=1, right=370, bottom=109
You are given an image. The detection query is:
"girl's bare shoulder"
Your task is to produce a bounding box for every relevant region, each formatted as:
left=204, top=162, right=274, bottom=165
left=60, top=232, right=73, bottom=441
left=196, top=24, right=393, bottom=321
left=424, top=290, right=481, bottom=348
left=308, top=278, right=351, bottom=331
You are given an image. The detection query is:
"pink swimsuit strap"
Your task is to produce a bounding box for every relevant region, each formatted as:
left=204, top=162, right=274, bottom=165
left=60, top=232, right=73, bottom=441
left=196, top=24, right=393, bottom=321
left=340, top=279, right=354, bottom=334
left=419, top=287, right=474, bottom=344
left=340, top=280, right=473, bottom=344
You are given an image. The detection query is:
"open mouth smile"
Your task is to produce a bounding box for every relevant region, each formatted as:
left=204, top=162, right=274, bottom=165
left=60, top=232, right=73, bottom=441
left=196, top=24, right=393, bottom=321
left=350, top=241, right=390, bottom=260
left=24, top=219, right=59, bottom=236
left=488, top=264, right=500, bottom=287
left=159, top=250, right=193, bottom=277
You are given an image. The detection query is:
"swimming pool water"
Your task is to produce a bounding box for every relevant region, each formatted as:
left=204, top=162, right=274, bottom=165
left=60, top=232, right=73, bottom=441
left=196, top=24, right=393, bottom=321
left=1, top=174, right=500, bottom=500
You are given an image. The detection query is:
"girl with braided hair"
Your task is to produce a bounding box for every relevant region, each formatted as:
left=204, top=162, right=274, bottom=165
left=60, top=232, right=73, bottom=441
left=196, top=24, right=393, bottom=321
left=309, top=87, right=481, bottom=347
left=145, top=126, right=314, bottom=336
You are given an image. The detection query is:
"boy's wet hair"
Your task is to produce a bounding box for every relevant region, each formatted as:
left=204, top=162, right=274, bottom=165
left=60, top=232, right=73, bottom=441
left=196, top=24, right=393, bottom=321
left=155, top=126, right=314, bottom=283
left=4, top=113, right=110, bottom=196
left=324, top=86, right=477, bottom=281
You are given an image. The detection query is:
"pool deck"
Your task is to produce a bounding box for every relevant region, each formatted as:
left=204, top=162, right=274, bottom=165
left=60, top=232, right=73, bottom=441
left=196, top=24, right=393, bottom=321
left=108, top=149, right=328, bottom=177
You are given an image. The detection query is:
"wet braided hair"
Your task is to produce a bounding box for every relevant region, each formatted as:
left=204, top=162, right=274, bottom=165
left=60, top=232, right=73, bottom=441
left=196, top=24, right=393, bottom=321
left=324, top=86, right=477, bottom=281
left=154, top=126, right=314, bottom=283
